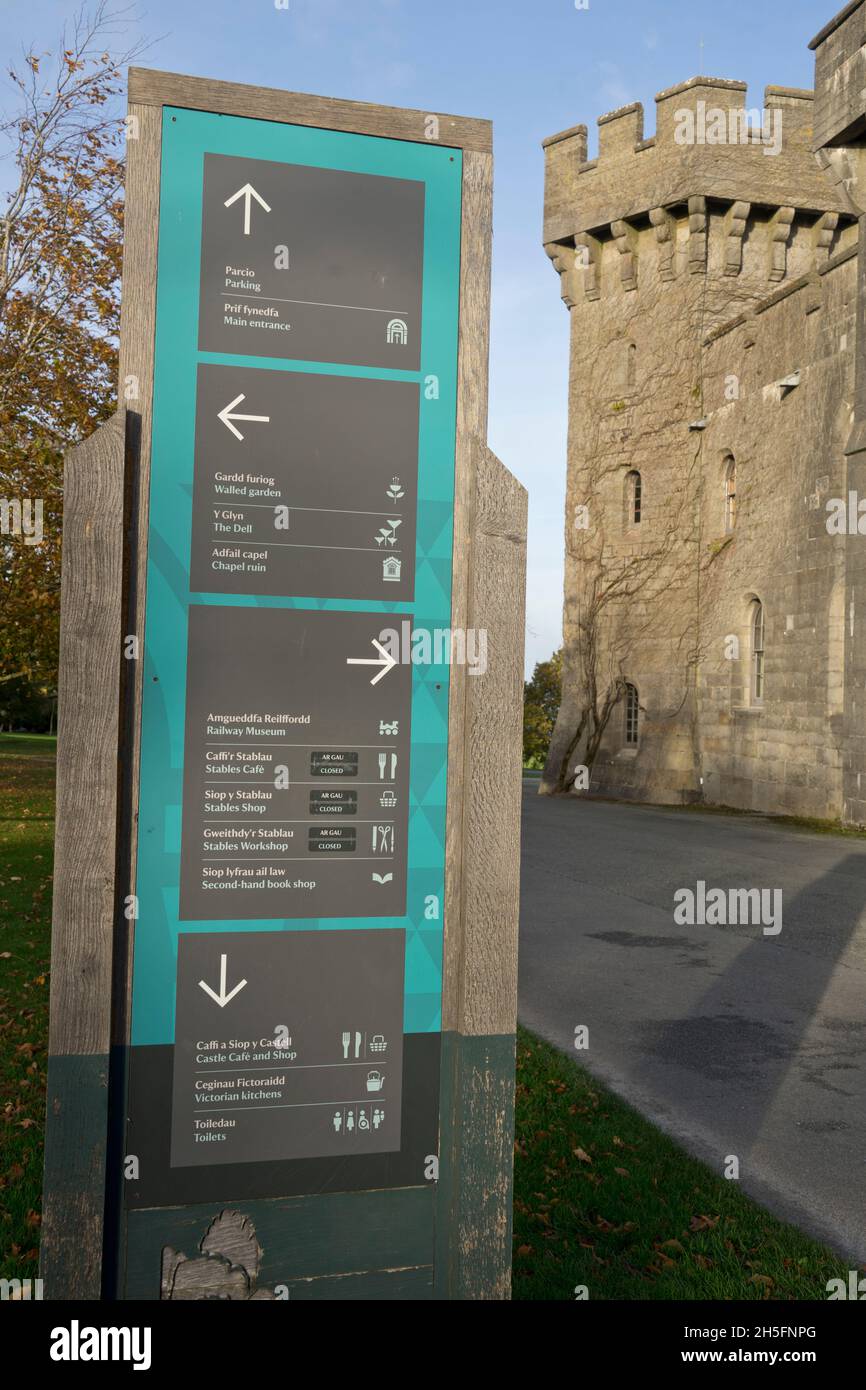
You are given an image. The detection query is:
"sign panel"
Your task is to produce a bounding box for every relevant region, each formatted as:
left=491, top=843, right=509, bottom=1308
left=179, top=603, right=412, bottom=919
left=198, top=152, right=424, bottom=368
left=189, top=363, right=420, bottom=600
left=170, top=928, right=405, bottom=1167
left=122, top=107, right=461, bottom=1211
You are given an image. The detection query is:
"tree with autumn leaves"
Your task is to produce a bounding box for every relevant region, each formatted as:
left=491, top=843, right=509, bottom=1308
left=0, top=5, right=136, bottom=724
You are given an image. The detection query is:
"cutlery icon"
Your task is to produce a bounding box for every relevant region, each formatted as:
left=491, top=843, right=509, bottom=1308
left=355, top=1031, right=362, bottom=1059
left=341, top=1032, right=350, bottom=1059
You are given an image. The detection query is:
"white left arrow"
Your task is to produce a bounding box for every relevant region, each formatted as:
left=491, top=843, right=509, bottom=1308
left=198, top=954, right=247, bottom=1008
left=218, top=393, right=270, bottom=441
left=346, top=638, right=398, bottom=686
left=223, top=182, right=271, bottom=236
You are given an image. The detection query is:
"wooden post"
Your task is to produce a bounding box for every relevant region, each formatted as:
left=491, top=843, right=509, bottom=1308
left=41, top=71, right=525, bottom=1301
left=41, top=410, right=127, bottom=1298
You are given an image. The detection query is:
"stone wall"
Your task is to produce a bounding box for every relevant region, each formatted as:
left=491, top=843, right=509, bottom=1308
left=812, top=1, right=866, bottom=824
left=542, top=73, right=860, bottom=818
left=698, top=247, right=856, bottom=817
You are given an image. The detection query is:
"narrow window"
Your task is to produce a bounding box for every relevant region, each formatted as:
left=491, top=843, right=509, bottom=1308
left=724, top=455, right=737, bottom=534
left=627, top=342, right=637, bottom=389
left=624, top=682, right=639, bottom=746
left=625, top=470, right=642, bottom=527
left=751, top=601, right=764, bottom=704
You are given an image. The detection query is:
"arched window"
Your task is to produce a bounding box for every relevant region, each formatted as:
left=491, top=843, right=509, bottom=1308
left=624, top=682, right=640, bottom=745
left=624, top=470, right=642, bottom=528
left=750, top=600, right=764, bottom=704
left=626, top=342, right=637, bottom=389
left=724, top=455, right=737, bottom=533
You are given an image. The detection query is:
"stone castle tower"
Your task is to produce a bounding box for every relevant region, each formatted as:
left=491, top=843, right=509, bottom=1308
left=540, top=77, right=861, bottom=819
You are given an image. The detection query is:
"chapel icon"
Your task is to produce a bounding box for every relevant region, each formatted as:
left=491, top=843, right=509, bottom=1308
left=386, top=318, right=408, bottom=345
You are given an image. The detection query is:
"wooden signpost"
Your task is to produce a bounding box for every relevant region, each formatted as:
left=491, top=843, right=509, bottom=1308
left=40, top=69, right=525, bottom=1301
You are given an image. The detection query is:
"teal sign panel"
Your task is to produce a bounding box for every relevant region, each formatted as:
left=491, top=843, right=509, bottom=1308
left=122, top=107, right=462, bottom=1207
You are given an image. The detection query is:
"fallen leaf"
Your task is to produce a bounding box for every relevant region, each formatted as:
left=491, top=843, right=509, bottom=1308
left=573, top=1147, right=593, bottom=1164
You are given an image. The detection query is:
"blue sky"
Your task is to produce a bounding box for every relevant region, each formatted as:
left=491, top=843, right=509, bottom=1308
left=0, top=0, right=832, bottom=670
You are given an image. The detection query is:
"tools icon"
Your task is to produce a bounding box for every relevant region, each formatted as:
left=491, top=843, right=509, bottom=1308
left=372, top=824, right=394, bottom=854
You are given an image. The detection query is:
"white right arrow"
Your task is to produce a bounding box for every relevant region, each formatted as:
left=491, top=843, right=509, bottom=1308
left=198, top=954, right=247, bottom=1008
left=218, top=393, right=271, bottom=441
left=346, top=638, right=398, bottom=686
left=223, top=182, right=271, bottom=236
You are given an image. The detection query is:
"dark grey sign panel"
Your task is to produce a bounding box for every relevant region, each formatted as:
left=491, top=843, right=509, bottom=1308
left=179, top=604, right=411, bottom=921
left=198, top=152, right=424, bottom=369
left=170, top=928, right=404, bottom=1167
left=190, top=362, right=419, bottom=602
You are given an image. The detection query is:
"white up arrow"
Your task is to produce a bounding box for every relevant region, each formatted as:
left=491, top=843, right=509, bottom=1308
left=223, top=182, right=271, bottom=236
left=198, top=954, right=247, bottom=1009
left=346, top=638, right=398, bottom=686
left=218, top=393, right=270, bottom=441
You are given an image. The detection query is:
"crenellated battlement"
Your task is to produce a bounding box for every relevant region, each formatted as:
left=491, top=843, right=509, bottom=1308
left=542, top=78, right=850, bottom=252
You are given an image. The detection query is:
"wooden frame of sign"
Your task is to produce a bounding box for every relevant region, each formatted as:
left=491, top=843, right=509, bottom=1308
left=41, top=70, right=526, bottom=1301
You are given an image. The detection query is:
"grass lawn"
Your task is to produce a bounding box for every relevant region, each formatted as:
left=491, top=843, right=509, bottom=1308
left=512, top=1026, right=854, bottom=1300
left=0, top=736, right=855, bottom=1298
left=0, top=733, right=55, bottom=1281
